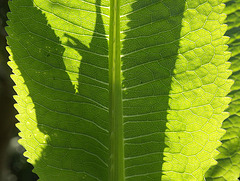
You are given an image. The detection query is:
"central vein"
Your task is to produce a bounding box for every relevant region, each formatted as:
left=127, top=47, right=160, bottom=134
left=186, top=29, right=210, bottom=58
left=109, top=0, right=124, bottom=180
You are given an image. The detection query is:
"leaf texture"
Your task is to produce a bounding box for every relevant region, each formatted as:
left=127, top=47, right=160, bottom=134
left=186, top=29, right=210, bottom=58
left=6, top=0, right=233, bottom=180
left=120, top=0, right=185, bottom=180
left=160, top=0, right=233, bottom=180
left=7, top=0, right=110, bottom=180
left=206, top=0, right=240, bottom=180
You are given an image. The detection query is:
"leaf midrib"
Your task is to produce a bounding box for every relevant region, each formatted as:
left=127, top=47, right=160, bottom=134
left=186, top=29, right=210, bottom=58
left=109, top=0, right=124, bottom=180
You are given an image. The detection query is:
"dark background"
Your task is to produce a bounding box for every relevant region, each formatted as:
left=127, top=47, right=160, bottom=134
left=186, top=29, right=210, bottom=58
left=0, top=0, right=38, bottom=180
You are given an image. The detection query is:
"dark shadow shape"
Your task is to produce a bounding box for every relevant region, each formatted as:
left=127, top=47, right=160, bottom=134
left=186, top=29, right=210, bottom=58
left=8, top=0, right=187, bottom=180
left=121, top=0, right=186, bottom=180
left=7, top=0, right=109, bottom=180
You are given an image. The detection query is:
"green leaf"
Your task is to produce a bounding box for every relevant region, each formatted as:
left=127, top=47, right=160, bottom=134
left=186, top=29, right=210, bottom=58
left=6, top=0, right=233, bottom=180
left=7, top=0, right=110, bottom=180
left=206, top=0, right=240, bottom=180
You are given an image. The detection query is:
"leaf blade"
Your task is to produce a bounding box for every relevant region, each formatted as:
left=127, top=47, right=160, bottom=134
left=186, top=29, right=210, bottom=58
left=206, top=0, right=240, bottom=180
left=7, top=0, right=110, bottom=180
left=6, top=0, right=234, bottom=180
left=120, top=0, right=186, bottom=180
left=161, top=1, right=233, bottom=180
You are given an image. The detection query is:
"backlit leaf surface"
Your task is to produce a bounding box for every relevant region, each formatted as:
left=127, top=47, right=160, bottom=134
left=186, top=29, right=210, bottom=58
left=6, top=0, right=233, bottom=180
left=206, top=0, right=240, bottom=180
